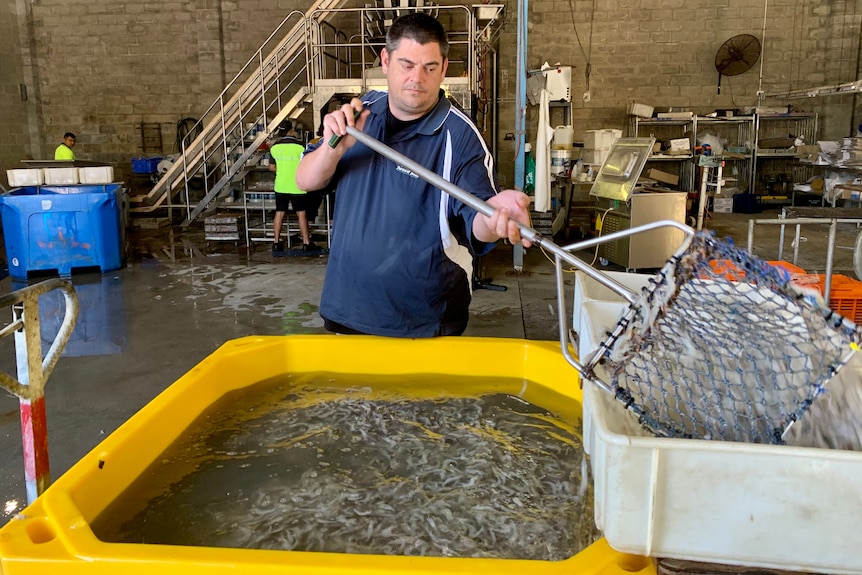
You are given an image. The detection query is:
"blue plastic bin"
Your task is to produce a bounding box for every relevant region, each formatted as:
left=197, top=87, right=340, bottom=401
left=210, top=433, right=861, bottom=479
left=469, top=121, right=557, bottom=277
left=131, top=157, right=163, bottom=174
left=0, top=185, right=125, bottom=278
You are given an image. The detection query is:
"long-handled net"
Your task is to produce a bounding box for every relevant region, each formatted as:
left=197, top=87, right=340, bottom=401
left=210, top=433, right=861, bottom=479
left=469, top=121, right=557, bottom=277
left=586, top=232, right=862, bottom=444
left=346, top=127, right=862, bottom=447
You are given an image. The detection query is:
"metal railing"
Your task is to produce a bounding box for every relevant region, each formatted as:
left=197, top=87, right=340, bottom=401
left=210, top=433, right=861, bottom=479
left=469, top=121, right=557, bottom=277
left=137, top=4, right=336, bottom=224
left=746, top=207, right=862, bottom=303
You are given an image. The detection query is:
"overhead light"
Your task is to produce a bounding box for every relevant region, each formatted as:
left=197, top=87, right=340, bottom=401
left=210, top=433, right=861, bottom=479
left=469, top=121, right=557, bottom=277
left=765, top=80, right=862, bottom=99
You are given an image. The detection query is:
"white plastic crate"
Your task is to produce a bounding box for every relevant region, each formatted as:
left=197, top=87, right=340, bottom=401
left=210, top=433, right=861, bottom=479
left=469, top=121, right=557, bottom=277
left=579, top=299, right=862, bottom=574
left=42, top=167, right=79, bottom=185
left=78, top=166, right=114, bottom=184
left=584, top=129, right=622, bottom=149
left=581, top=148, right=609, bottom=166
left=572, top=270, right=651, bottom=339
left=6, top=169, right=43, bottom=187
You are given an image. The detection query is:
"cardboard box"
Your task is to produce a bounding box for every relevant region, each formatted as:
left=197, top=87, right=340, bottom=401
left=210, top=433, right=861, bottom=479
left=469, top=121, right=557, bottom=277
left=584, top=129, right=622, bottom=149
left=713, top=197, right=733, bottom=213
left=645, top=168, right=679, bottom=187
left=796, top=145, right=822, bottom=162
left=670, top=138, right=691, bottom=151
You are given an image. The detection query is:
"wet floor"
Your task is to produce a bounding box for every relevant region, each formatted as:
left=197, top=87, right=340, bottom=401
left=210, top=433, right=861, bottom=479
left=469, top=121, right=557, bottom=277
left=0, top=207, right=859, bottom=521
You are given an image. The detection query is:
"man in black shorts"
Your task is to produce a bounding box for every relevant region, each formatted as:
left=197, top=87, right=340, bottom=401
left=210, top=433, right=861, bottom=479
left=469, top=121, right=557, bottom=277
left=269, top=121, right=323, bottom=255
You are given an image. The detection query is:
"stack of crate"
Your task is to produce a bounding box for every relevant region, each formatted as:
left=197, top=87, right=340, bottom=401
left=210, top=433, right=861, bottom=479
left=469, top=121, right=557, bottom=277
left=582, top=129, right=622, bottom=167
left=204, top=213, right=244, bottom=242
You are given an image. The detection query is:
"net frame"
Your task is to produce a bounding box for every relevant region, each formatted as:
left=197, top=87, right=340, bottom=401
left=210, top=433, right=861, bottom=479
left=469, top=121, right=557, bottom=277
left=560, top=231, right=862, bottom=444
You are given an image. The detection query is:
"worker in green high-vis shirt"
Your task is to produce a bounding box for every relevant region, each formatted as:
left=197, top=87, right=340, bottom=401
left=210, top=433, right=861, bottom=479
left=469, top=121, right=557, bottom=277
left=268, top=121, right=322, bottom=255
left=54, top=132, right=76, bottom=160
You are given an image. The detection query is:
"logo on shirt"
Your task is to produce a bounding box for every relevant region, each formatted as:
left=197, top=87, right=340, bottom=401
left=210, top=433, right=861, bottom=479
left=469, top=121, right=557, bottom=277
left=396, top=165, right=419, bottom=179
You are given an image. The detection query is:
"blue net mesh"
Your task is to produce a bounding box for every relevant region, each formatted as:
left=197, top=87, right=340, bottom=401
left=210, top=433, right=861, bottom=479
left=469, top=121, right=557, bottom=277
left=599, top=232, right=862, bottom=444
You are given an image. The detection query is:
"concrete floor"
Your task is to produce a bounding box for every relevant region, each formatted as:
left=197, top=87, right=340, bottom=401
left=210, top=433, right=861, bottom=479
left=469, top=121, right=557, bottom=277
left=0, top=206, right=859, bottom=522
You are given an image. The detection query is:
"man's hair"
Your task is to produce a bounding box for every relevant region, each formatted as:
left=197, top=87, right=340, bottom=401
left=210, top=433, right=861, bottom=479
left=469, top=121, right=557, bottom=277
left=385, top=13, right=449, bottom=59
left=277, top=120, right=293, bottom=136
left=63, top=132, right=76, bottom=139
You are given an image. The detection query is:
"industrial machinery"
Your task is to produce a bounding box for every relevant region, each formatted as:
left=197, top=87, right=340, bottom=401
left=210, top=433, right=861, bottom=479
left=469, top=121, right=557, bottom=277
left=590, top=138, right=688, bottom=269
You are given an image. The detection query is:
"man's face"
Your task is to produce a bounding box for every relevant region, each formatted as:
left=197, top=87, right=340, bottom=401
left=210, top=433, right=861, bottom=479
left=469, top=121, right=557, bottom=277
left=381, top=38, right=448, bottom=121
left=63, top=136, right=76, bottom=148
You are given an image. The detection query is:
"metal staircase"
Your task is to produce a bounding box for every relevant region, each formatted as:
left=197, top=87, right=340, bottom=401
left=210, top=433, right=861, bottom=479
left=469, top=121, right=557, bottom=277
left=133, top=4, right=337, bottom=225
left=137, top=1, right=504, bottom=227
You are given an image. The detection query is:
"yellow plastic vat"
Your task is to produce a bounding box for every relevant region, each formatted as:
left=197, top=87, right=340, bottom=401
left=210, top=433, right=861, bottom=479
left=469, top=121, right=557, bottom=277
left=0, top=335, right=654, bottom=575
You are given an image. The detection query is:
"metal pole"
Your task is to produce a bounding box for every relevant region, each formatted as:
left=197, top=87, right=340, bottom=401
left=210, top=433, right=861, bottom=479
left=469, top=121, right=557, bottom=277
left=793, top=223, right=801, bottom=264
left=696, top=166, right=708, bottom=231
left=512, top=0, right=528, bottom=272
left=747, top=218, right=755, bottom=252
left=825, top=220, right=837, bottom=304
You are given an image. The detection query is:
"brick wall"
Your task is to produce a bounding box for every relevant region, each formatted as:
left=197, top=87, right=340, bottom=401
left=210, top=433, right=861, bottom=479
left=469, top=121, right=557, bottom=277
left=4, top=0, right=861, bottom=190
left=494, top=0, right=862, bottom=187
left=25, top=0, right=307, bottom=182
left=0, top=0, right=37, bottom=184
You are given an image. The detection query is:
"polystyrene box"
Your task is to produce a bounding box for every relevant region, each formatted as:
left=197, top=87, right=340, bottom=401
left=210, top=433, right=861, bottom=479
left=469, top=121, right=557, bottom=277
left=42, top=167, right=79, bottom=185
left=579, top=302, right=862, bottom=575
left=6, top=169, right=43, bottom=187
left=626, top=103, right=653, bottom=118
left=78, top=166, right=114, bottom=184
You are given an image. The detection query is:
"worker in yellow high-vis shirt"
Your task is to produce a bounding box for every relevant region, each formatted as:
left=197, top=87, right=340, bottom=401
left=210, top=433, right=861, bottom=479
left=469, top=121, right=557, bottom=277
left=54, top=132, right=76, bottom=161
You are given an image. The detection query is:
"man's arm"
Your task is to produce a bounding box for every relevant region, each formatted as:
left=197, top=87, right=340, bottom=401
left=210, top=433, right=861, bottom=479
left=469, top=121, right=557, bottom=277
left=295, top=99, right=369, bottom=191
left=472, top=190, right=533, bottom=248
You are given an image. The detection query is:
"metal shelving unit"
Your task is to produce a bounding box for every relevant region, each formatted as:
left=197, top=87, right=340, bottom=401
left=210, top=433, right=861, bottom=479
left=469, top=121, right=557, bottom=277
left=629, top=117, right=695, bottom=192
left=753, top=112, right=818, bottom=203
left=243, top=191, right=332, bottom=248
left=695, top=116, right=755, bottom=193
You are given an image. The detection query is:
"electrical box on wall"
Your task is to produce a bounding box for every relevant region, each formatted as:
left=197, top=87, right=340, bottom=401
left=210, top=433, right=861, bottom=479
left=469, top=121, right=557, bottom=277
left=546, top=66, right=572, bottom=102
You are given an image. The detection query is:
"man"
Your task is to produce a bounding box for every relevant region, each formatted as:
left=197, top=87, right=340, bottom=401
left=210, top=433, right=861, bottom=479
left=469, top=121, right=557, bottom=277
left=269, top=121, right=322, bottom=255
left=296, top=13, right=531, bottom=338
left=55, top=132, right=76, bottom=161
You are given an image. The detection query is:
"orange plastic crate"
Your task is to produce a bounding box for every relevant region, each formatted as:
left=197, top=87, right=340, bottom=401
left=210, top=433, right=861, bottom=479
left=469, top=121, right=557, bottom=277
left=708, top=260, right=806, bottom=281
left=790, top=273, right=862, bottom=324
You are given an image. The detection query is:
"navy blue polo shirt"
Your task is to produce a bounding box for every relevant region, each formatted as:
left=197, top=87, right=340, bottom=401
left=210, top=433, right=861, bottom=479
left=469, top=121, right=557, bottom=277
left=305, top=90, right=500, bottom=337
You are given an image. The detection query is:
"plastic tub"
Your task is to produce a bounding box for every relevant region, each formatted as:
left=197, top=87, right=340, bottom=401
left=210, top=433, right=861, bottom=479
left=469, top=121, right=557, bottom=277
left=0, top=336, right=653, bottom=575
left=131, top=157, right=163, bottom=174
left=0, top=184, right=125, bottom=278
left=579, top=302, right=862, bottom=575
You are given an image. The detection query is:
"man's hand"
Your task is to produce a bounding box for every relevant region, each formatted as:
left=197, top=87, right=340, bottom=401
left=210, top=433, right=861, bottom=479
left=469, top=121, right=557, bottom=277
left=473, top=190, right=533, bottom=248
left=296, top=98, right=369, bottom=191
left=322, top=98, right=369, bottom=150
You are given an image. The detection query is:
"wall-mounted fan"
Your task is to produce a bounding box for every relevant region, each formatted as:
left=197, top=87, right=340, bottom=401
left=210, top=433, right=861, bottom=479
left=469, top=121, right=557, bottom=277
left=715, top=34, right=761, bottom=94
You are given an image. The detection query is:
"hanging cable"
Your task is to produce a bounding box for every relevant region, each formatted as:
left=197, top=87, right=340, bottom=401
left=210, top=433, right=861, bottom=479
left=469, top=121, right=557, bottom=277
left=175, top=118, right=202, bottom=153
left=567, top=0, right=596, bottom=97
